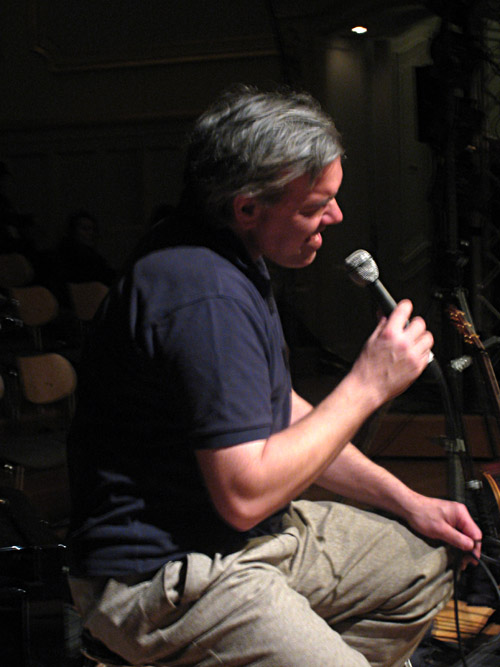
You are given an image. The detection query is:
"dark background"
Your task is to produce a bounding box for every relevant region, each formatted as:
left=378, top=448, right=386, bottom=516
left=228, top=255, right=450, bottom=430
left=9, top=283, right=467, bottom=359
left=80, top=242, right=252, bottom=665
left=1, top=0, right=499, bottom=366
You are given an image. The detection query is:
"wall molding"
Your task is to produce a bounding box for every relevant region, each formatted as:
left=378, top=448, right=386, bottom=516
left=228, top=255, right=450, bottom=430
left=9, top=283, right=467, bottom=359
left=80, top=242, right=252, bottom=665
left=29, top=0, right=277, bottom=72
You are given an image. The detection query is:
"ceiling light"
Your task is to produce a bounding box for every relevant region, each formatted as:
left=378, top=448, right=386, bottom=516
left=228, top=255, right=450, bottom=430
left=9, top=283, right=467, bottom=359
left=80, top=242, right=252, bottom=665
left=351, top=26, right=368, bottom=34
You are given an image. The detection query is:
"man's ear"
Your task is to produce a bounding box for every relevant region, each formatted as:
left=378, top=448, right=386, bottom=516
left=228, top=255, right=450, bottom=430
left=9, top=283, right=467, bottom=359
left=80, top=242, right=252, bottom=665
left=233, top=194, right=261, bottom=229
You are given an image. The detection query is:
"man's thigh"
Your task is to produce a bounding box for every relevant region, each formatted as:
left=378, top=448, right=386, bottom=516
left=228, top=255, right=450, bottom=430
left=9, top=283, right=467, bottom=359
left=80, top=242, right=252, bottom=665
left=71, top=501, right=451, bottom=666
left=75, top=556, right=371, bottom=667
left=174, top=564, right=372, bottom=666
left=286, top=500, right=453, bottom=666
left=287, top=500, right=452, bottom=619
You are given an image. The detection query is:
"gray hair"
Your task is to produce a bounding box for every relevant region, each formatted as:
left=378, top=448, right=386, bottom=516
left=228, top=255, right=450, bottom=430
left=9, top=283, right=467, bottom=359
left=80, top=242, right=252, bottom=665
left=182, top=85, right=344, bottom=226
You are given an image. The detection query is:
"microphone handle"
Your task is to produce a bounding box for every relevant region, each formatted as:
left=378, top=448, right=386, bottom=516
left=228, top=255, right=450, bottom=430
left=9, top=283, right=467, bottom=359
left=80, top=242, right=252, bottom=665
left=370, top=280, right=397, bottom=317
left=370, top=279, right=435, bottom=364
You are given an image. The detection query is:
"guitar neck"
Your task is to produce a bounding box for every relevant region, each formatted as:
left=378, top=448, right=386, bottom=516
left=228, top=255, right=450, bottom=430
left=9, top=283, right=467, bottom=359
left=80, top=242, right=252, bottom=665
left=478, top=348, right=500, bottom=420
left=447, top=304, right=500, bottom=430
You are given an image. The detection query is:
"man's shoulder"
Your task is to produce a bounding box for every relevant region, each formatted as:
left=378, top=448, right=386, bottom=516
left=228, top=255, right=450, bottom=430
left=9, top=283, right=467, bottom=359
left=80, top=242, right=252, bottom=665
left=130, top=244, right=261, bottom=312
left=136, top=244, right=238, bottom=283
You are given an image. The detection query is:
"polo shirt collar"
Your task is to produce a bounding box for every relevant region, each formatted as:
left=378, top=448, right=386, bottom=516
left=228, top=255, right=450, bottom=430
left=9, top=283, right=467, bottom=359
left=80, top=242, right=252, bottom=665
left=213, top=225, right=272, bottom=301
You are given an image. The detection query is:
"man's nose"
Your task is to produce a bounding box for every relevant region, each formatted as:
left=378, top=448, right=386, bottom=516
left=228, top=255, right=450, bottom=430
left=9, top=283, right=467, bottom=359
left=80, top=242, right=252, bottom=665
left=323, top=199, right=343, bottom=225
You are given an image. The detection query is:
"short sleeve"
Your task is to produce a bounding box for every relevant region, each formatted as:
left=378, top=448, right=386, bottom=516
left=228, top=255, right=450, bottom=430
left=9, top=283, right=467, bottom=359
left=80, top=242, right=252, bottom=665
left=152, top=294, right=285, bottom=448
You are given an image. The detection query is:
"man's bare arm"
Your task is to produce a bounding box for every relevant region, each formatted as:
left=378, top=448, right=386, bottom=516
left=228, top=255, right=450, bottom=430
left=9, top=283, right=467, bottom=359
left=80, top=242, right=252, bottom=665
left=196, top=300, right=433, bottom=531
left=317, top=443, right=482, bottom=563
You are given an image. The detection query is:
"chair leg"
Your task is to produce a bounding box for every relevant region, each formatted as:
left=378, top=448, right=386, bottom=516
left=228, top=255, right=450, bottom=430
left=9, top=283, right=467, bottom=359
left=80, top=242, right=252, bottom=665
left=1, top=462, right=25, bottom=490
left=32, top=326, right=43, bottom=350
left=14, top=464, right=24, bottom=489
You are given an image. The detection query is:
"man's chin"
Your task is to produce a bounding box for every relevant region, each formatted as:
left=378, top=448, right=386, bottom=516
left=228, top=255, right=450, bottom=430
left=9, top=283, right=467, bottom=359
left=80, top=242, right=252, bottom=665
left=280, top=251, right=318, bottom=269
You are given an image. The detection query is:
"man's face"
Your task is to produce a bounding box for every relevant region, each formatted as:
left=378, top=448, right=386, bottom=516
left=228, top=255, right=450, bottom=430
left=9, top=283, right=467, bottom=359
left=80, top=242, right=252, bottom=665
left=75, top=217, right=97, bottom=247
left=239, top=157, right=343, bottom=269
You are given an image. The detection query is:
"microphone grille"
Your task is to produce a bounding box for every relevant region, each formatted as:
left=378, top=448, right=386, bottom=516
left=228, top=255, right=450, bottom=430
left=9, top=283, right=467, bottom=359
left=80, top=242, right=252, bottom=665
left=344, top=249, right=379, bottom=286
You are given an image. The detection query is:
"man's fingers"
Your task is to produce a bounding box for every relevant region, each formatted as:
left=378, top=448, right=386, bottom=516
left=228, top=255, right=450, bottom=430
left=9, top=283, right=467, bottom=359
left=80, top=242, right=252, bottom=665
left=386, top=299, right=413, bottom=329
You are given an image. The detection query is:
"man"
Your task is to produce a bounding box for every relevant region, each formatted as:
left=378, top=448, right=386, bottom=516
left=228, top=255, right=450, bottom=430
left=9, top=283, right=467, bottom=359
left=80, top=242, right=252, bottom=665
left=67, top=86, right=481, bottom=666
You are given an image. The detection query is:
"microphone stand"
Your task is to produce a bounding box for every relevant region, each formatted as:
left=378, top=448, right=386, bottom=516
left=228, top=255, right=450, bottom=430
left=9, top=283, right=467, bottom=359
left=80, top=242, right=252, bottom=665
left=425, top=359, right=471, bottom=504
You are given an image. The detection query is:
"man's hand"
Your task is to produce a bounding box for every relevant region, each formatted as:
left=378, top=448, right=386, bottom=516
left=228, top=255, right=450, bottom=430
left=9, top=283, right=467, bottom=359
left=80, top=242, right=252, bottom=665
left=404, top=494, right=482, bottom=569
left=350, top=299, right=434, bottom=409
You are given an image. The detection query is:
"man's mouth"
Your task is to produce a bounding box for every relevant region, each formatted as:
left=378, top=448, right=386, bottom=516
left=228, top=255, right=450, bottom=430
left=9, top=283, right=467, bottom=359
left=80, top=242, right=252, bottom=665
left=306, top=231, right=323, bottom=250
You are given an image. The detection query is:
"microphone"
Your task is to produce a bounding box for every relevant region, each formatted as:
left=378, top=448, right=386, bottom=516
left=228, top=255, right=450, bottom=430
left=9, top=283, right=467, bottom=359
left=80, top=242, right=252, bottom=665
left=345, top=250, right=471, bottom=504
left=344, top=248, right=434, bottom=363
left=344, top=249, right=397, bottom=317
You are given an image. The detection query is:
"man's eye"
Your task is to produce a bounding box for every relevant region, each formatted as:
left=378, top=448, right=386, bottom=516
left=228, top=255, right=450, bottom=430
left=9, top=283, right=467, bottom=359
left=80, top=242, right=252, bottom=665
left=300, top=207, right=321, bottom=217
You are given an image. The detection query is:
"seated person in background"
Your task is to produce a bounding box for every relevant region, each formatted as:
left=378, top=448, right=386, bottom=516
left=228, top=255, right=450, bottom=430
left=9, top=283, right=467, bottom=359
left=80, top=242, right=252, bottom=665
left=37, top=209, right=116, bottom=307
left=0, top=161, right=43, bottom=263
left=54, top=209, right=116, bottom=287
left=66, top=86, right=481, bottom=667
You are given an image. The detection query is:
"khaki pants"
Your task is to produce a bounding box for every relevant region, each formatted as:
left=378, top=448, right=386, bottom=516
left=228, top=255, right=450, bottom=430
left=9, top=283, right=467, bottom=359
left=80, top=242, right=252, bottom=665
left=69, top=500, right=453, bottom=666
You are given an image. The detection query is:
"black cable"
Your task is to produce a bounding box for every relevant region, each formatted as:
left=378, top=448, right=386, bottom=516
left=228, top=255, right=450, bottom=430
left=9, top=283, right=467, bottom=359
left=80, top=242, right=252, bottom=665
left=467, top=550, right=500, bottom=604
left=481, top=552, right=500, bottom=567
left=483, top=534, right=500, bottom=550
left=263, top=0, right=292, bottom=86
left=453, top=562, right=469, bottom=666
left=449, top=548, right=500, bottom=667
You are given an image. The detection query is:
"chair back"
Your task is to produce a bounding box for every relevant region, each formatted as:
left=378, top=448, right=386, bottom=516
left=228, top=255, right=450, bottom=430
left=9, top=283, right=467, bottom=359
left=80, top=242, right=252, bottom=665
left=10, top=286, right=59, bottom=349
left=68, top=281, right=109, bottom=322
left=0, top=253, right=34, bottom=288
left=0, top=355, right=76, bottom=490
left=16, top=353, right=77, bottom=406
left=10, top=286, right=59, bottom=327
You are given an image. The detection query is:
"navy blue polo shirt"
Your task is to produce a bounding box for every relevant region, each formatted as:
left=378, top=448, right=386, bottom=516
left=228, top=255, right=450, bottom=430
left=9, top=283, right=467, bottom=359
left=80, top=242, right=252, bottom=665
left=66, top=219, right=292, bottom=577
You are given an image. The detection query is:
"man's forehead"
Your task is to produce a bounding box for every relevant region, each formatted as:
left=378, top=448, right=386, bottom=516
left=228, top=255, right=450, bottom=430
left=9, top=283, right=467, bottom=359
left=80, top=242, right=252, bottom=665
left=293, top=162, right=342, bottom=197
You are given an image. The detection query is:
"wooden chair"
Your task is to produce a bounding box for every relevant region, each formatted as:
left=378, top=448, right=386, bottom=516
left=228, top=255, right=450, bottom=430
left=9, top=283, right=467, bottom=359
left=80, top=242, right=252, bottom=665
left=68, top=281, right=109, bottom=323
left=67, top=281, right=109, bottom=341
left=9, top=285, right=59, bottom=350
left=16, top=352, right=77, bottom=413
left=81, top=628, right=132, bottom=666
left=0, top=352, right=77, bottom=490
